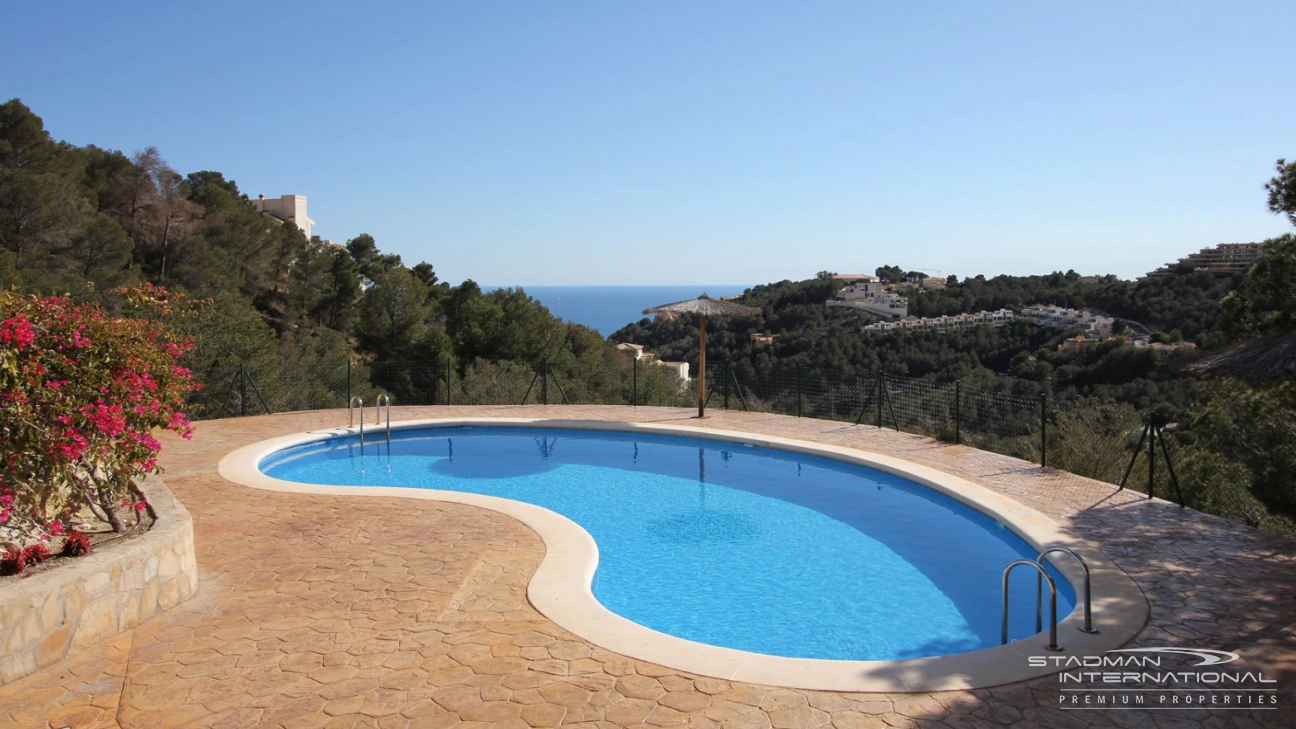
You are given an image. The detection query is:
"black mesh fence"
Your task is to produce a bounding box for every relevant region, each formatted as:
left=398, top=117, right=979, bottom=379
left=192, top=356, right=1163, bottom=491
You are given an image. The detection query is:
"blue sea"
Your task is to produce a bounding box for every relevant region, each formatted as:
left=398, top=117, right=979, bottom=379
left=486, top=285, right=751, bottom=337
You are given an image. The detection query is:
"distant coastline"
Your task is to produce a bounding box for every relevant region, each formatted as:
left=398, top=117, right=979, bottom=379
left=486, top=285, right=751, bottom=336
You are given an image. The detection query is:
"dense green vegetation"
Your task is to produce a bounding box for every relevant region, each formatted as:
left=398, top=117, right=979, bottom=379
left=0, top=99, right=680, bottom=414
left=612, top=270, right=1219, bottom=412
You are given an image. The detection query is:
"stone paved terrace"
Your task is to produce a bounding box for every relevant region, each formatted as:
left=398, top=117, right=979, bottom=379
left=2, top=405, right=1294, bottom=729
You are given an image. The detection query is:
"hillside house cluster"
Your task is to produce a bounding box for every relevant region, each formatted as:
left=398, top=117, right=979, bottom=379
left=824, top=270, right=1134, bottom=344
left=1020, top=305, right=1116, bottom=340
left=863, top=309, right=1015, bottom=336
left=826, top=278, right=910, bottom=319
left=825, top=272, right=952, bottom=321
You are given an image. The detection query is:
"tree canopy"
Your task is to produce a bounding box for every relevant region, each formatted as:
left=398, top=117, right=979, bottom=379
left=0, top=98, right=649, bottom=417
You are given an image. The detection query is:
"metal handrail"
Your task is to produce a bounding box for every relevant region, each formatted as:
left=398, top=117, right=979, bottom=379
left=1038, top=546, right=1099, bottom=634
left=375, top=393, right=391, bottom=445
left=1003, top=559, right=1063, bottom=651
left=348, top=396, right=365, bottom=448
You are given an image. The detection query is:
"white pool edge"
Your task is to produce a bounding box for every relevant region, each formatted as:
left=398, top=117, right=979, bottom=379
left=217, top=417, right=1149, bottom=693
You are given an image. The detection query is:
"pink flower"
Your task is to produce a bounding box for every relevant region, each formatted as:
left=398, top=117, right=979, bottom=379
left=0, top=316, right=36, bottom=349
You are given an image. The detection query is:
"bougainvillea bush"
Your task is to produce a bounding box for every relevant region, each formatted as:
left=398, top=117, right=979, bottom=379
left=0, top=285, right=196, bottom=546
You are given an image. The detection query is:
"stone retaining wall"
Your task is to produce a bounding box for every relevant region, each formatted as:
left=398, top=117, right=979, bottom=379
left=0, top=474, right=198, bottom=686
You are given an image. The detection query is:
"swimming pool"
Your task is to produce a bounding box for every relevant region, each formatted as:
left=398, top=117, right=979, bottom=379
left=261, top=425, right=1074, bottom=661
left=220, top=417, right=1146, bottom=692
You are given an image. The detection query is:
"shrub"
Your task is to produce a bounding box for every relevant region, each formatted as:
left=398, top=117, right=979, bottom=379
left=0, top=547, right=24, bottom=576
left=61, top=531, right=91, bottom=557
left=22, top=543, right=51, bottom=564
left=0, top=285, right=197, bottom=542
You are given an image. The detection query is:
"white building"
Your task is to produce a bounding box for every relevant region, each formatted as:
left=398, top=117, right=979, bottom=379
left=252, top=194, right=315, bottom=239
left=1020, top=305, right=1115, bottom=340
left=1144, top=243, right=1263, bottom=279
left=837, top=281, right=889, bottom=300
left=615, top=343, right=690, bottom=381
left=655, top=361, right=690, bottom=381
left=864, top=309, right=1015, bottom=336
left=615, top=343, right=647, bottom=360
left=827, top=281, right=909, bottom=319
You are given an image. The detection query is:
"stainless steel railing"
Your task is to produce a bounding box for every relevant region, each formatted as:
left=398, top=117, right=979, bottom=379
left=375, top=393, right=391, bottom=445
left=348, top=396, right=365, bottom=448
left=1001, top=546, right=1098, bottom=651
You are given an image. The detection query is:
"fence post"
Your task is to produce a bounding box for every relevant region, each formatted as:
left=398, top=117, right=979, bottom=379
left=347, top=360, right=352, bottom=406
left=955, top=381, right=961, bottom=445
left=240, top=364, right=248, bottom=417
left=632, top=356, right=638, bottom=406
left=1039, top=393, right=1048, bottom=469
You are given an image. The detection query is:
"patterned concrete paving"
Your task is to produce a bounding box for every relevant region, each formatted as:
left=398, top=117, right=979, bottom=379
left=2, top=406, right=1293, bottom=729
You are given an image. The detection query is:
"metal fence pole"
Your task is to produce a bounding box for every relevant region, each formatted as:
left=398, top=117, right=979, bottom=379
left=347, top=360, right=352, bottom=405
left=240, top=364, right=248, bottom=417
left=249, top=369, right=272, bottom=415
left=633, top=356, right=638, bottom=406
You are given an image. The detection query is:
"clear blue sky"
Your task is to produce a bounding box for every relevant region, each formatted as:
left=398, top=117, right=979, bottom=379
left=3, top=2, right=1292, bottom=285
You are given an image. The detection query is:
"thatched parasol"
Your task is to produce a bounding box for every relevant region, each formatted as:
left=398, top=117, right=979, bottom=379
left=1181, top=330, right=1296, bottom=381
left=643, top=293, right=761, bottom=417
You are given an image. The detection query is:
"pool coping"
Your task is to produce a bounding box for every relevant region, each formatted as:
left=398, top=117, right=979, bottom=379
left=217, top=417, right=1149, bottom=693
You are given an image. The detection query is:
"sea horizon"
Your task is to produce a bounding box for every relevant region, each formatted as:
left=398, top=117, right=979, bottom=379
left=484, top=284, right=753, bottom=337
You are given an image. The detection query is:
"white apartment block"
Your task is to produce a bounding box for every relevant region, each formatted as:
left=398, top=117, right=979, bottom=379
left=1020, top=305, right=1115, bottom=340
left=1144, top=243, right=1262, bottom=279
left=252, top=194, right=315, bottom=239
left=864, top=309, right=1015, bottom=336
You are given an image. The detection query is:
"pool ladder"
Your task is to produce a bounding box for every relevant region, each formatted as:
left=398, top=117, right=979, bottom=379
left=348, top=394, right=392, bottom=449
left=1001, top=546, right=1098, bottom=652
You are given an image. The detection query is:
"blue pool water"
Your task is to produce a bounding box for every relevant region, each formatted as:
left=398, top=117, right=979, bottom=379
left=260, top=427, right=1075, bottom=661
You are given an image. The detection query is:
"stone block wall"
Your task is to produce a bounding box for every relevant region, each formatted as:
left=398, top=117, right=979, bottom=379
left=0, top=474, right=198, bottom=686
